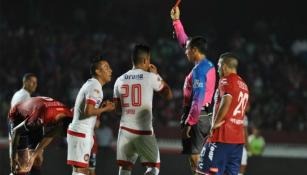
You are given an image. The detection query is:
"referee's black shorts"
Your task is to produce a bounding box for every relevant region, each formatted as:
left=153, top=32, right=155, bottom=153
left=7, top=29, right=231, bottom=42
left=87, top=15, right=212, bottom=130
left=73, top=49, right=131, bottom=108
left=181, top=107, right=212, bottom=154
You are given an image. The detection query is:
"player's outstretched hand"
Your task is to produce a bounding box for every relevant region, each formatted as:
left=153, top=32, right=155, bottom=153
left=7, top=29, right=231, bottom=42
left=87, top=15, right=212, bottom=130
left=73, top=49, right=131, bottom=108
left=102, top=101, right=115, bottom=112
left=149, top=64, right=158, bottom=74
left=170, top=6, right=180, bottom=21
left=181, top=125, right=191, bottom=139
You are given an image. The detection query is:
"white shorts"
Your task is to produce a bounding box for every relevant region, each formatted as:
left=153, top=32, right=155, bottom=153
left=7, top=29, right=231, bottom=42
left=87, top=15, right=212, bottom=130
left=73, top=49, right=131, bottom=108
left=67, top=129, right=94, bottom=168
left=117, top=127, right=160, bottom=168
left=241, top=146, right=248, bottom=165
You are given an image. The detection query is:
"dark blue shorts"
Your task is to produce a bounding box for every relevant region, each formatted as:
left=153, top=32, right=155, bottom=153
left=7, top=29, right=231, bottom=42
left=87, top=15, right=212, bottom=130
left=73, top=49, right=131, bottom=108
left=196, top=142, right=243, bottom=175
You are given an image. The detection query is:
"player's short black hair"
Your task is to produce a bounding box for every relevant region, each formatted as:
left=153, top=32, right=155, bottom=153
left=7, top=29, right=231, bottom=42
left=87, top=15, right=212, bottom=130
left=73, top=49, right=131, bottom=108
left=90, top=55, right=104, bottom=76
left=219, top=52, right=239, bottom=69
left=22, top=73, right=36, bottom=82
left=131, top=44, right=151, bottom=66
left=188, top=36, right=208, bottom=54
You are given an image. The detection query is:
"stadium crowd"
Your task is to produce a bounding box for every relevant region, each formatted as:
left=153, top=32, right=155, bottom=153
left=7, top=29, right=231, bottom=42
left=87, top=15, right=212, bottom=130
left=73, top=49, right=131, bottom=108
left=1, top=0, right=307, bottom=137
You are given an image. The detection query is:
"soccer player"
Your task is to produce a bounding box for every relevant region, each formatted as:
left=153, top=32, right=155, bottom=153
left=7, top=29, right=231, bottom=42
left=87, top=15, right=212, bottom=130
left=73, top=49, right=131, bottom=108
left=8, top=96, right=73, bottom=175
left=67, top=57, right=115, bottom=175
left=113, top=44, right=173, bottom=175
left=9, top=73, right=38, bottom=174
left=170, top=6, right=216, bottom=174
left=11, top=73, right=37, bottom=107
left=196, top=53, right=250, bottom=175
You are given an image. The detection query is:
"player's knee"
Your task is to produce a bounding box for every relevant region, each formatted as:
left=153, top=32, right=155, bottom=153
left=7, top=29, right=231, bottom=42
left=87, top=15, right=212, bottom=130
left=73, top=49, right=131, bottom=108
left=88, top=167, right=96, bottom=175
left=189, top=154, right=199, bottom=168
left=144, top=167, right=160, bottom=175
left=72, top=171, right=87, bottom=175
left=73, top=166, right=89, bottom=175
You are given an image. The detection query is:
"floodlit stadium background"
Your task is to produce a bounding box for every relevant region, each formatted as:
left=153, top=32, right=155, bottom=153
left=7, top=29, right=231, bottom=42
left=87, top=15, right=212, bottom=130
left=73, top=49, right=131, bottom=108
left=1, top=0, right=307, bottom=174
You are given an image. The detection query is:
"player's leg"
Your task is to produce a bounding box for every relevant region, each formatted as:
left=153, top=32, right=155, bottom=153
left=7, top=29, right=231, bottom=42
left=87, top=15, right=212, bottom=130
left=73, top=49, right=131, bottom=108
left=72, top=172, right=88, bottom=175
left=239, top=146, right=248, bottom=175
left=119, top=166, right=132, bottom=175
left=29, top=152, right=43, bottom=175
left=182, top=129, right=200, bottom=175
left=225, top=144, right=244, bottom=175
left=10, top=120, right=32, bottom=174
left=117, top=129, right=138, bottom=175
left=88, top=153, right=97, bottom=175
left=28, top=126, right=44, bottom=175
left=196, top=142, right=227, bottom=175
left=88, top=135, right=98, bottom=175
left=136, top=135, right=160, bottom=175
left=67, top=129, right=93, bottom=175
left=186, top=110, right=212, bottom=174
left=189, top=154, right=200, bottom=175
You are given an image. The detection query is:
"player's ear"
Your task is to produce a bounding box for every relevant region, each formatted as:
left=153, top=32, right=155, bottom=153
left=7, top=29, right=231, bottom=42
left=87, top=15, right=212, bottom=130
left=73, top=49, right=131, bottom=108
left=95, top=68, right=101, bottom=76
left=192, top=47, right=199, bottom=54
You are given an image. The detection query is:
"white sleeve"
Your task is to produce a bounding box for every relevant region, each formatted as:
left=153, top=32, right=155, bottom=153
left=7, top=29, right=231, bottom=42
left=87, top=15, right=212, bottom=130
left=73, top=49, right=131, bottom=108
left=113, top=78, right=120, bottom=98
left=85, top=82, right=102, bottom=105
left=11, top=92, right=30, bottom=107
left=150, top=73, right=164, bottom=92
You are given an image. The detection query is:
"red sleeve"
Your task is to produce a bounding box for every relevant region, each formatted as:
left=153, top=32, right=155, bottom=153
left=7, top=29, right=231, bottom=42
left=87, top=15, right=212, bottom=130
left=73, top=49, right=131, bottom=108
left=219, top=77, right=234, bottom=97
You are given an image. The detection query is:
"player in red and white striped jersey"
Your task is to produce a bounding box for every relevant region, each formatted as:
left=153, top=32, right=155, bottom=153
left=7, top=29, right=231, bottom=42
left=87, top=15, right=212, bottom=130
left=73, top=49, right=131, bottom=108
left=113, top=44, right=172, bottom=175
left=67, top=57, right=115, bottom=175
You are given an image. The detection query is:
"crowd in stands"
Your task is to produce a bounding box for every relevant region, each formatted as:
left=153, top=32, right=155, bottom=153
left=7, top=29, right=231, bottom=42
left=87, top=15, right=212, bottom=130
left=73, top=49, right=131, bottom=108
left=1, top=0, right=307, bottom=137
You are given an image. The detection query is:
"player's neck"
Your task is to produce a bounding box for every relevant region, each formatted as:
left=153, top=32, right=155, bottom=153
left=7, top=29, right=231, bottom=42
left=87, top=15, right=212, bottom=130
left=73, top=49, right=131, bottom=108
left=224, top=70, right=237, bottom=76
left=93, top=76, right=106, bottom=86
left=22, top=86, right=32, bottom=94
left=133, top=65, right=147, bottom=71
left=194, top=54, right=206, bottom=63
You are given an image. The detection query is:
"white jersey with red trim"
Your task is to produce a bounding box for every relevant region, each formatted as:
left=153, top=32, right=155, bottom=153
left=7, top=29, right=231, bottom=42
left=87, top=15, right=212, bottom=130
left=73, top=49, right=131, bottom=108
left=69, top=78, right=103, bottom=134
left=114, top=69, right=164, bottom=132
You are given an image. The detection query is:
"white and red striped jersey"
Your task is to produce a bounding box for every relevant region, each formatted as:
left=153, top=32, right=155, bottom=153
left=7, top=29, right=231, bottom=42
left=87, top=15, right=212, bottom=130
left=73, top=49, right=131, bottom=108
left=113, top=69, right=164, bottom=132
left=69, top=78, right=103, bottom=135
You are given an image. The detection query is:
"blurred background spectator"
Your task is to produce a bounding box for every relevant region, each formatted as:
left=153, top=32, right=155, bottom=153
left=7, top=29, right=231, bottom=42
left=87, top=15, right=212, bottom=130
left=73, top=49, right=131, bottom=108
left=248, top=127, right=266, bottom=156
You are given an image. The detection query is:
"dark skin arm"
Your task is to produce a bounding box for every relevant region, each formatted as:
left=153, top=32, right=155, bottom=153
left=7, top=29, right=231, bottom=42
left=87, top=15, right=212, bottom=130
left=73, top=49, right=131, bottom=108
left=182, top=125, right=192, bottom=139
left=148, top=64, right=173, bottom=100
left=84, top=100, right=115, bottom=117
left=26, top=125, right=61, bottom=169
left=113, top=98, right=122, bottom=115
left=158, top=81, right=173, bottom=100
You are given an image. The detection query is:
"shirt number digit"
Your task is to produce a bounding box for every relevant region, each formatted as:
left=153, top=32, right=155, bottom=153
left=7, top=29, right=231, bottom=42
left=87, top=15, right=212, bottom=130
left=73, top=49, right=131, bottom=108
left=233, top=91, right=248, bottom=116
left=121, top=84, right=142, bottom=107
